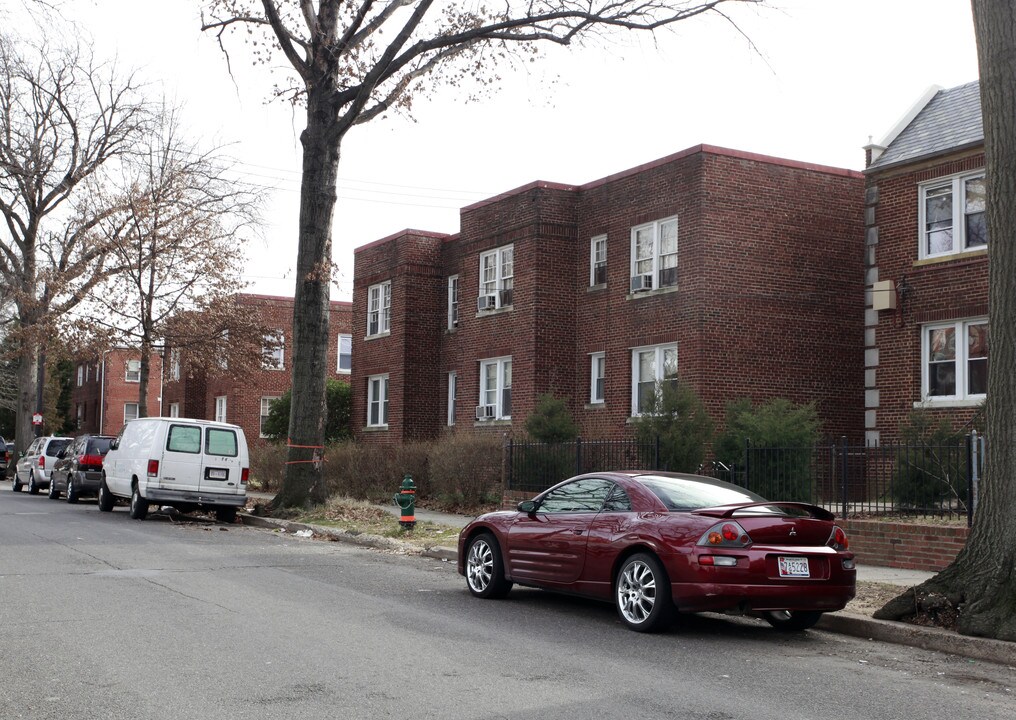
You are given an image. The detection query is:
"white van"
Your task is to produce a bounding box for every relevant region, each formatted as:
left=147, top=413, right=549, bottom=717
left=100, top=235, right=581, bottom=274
left=100, top=417, right=249, bottom=523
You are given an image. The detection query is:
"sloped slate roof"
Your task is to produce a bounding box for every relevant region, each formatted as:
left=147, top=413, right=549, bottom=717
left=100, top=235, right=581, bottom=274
left=869, top=81, right=983, bottom=170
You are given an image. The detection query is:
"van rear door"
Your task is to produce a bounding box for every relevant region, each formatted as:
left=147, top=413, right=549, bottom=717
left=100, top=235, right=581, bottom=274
left=198, top=426, right=245, bottom=496
left=159, top=423, right=203, bottom=495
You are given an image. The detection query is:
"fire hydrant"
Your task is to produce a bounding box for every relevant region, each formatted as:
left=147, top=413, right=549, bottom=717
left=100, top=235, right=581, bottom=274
left=394, top=474, right=416, bottom=530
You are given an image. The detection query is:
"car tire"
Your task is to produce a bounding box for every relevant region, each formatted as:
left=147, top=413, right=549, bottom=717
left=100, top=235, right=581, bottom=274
left=214, top=506, right=237, bottom=524
left=12, top=475, right=22, bottom=492
left=129, top=485, right=148, bottom=520
left=47, top=477, right=59, bottom=500
left=465, top=532, right=513, bottom=599
left=762, top=610, right=823, bottom=632
left=66, top=476, right=79, bottom=504
left=615, top=553, right=673, bottom=633
left=28, top=474, right=39, bottom=495
left=97, top=478, right=114, bottom=512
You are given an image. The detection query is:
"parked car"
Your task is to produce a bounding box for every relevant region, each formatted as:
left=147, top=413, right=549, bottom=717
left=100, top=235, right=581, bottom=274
left=458, top=471, right=856, bottom=633
left=0, top=437, right=10, bottom=477
left=13, top=436, right=74, bottom=494
left=48, top=434, right=115, bottom=502
left=100, top=417, right=249, bottom=523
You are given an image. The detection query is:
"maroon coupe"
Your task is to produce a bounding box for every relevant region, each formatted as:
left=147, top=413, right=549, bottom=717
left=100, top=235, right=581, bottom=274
left=458, top=471, right=856, bottom=632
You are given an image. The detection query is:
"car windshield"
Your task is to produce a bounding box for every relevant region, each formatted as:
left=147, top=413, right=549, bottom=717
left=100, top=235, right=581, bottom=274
left=637, top=475, right=766, bottom=512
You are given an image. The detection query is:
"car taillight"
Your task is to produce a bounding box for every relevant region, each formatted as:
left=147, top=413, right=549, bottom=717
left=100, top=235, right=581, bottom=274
left=698, top=521, right=752, bottom=548
left=38, top=455, right=45, bottom=469
left=147, top=459, right=159, bottom=477
left=828, top=525, right=849, bottom=551
left=80, top=454, right=104, bottom=467
left=240, top=468, right=249, bottom=485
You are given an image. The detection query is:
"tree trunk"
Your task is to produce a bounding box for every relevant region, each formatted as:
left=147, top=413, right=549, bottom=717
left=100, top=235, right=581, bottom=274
left=15, top=344, right=39, bottom=451
left=272, top=89, right=338, bottom=509
left=875, top=0, right=1016, bottom=640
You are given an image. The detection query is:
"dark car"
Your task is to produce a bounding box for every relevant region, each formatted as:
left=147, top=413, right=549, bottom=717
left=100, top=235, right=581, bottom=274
left=48, top=435, right=115, bottom=502
left=458, top=471, right=856, bottom=633
left=0, top=438, right=11, bottom=477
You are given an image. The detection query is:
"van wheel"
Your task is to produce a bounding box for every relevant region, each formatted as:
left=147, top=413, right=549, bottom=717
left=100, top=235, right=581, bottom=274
left=66, top=477, right=79, bottom=503
left=97, top=478, right=114, bottom=512
left=28, top=475, right=39, bottom=495
left=215, top=507, right=237, bottom=524
left=12, top=475, right=22, bottom=492
left=48, top=478, right=60, bottom=500
left=129, top=485, right=148, bottom=520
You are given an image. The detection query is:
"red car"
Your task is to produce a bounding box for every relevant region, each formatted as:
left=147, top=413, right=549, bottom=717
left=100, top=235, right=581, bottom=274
left=458, top=471, right=856, bottom=633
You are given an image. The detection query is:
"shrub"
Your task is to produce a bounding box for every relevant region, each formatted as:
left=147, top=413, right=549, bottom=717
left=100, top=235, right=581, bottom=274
left=524, top=394, right=578, bottom=443
left=248, top=442, right=288, bottom=492
left=427, top=433, right=503, bottom=510
left=262, top=379, right=352, bottom=443
left=323, top=441, right=429, bottom=503
left=892, top=410, right=968, bottom=510
left=632, top=381, right=713, bottom=473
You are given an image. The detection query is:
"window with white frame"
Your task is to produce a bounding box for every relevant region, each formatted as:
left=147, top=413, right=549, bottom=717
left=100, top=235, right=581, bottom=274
left=215, top=396, right=227, bottom=423
left=630, top=216, right=678, bottom=292
left=169, top=403, right=180, bottom=418
left=478, top=244, right=513, bottom=310
left=590, top=353, right=605, bottom=404
left=447, top=275, right=459, bottom=329
left=124, top=402, right=139, bottom=422
left=447, top=371, right=457, bottom=426
left=125, top=359, right=141, bottom=383
left=923, top=320, right=988, bottom=402
left=478, top=357, right=511, bottom=420
left=367, top=281, right=391, bottom=336
left=337, top=334, right=352, bottom=373
left=590, top=235, right=607, bottom=286
left=86, top=364, right=91, bottom=382
left=920, top=172, right=988, bottom=258
left=260, top=396, right=280, bottom=438
left=76, top=403, right=84, bottom=429
left=263, top=330, right=285, bottom=369
left=367, top=374, right=389, bottom=427
left=170, top=348, right=180, bottom=381
left=631, top=344, right=678, bottom=415
left=77, top=365, right=84, bottom=386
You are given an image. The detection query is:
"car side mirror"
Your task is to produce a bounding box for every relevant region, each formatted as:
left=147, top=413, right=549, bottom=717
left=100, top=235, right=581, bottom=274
left=109, top=439, right=119, bottom=450
left=517, top=500, right=539, bottom=514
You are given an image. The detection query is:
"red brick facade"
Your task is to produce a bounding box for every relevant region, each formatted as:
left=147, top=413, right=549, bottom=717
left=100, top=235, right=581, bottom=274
left=840, top=518, right=967, bottom=571
left=352, top=145, right=866, bottom=445
left=70, top=349, right=164, bottom=436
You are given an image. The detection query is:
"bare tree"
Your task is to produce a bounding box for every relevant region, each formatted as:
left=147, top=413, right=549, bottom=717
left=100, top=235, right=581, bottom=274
left=202, top=0, right=764, bottom=509
left=71, top=106, right=264, bottom=416
left=875, top=0, right=1016, bottom=641
left=0, top=32, right=151, bottom=453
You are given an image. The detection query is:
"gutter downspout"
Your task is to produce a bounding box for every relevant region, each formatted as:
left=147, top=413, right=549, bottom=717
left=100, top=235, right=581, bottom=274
left=99, top=350, right=108, bottom=435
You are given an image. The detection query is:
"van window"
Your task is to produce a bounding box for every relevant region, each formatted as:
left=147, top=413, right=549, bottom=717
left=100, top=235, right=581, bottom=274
left=167, top=425, right=202, bottom=454
left=206, top=428, right=238, bottom=457
left=46, top=439, right=71, bottom=456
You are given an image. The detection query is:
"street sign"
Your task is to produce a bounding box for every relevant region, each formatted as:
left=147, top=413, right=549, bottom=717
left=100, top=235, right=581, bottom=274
left=32, top=413, right=43, bottom=426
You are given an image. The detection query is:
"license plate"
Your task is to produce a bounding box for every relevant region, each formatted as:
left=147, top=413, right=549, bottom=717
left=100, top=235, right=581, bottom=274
left=778, top=556, right=810, bottom=578
left=208, top=468, right=228, bottom=480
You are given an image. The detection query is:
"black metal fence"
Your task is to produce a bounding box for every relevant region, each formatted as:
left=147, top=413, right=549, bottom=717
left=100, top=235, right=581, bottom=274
left=504, top=433, right=985, bottom=525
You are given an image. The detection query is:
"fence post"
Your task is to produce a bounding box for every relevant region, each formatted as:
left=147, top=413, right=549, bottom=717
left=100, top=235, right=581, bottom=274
left=506, top=438, right=514, bottom=491
left=743, top=438, right=750, bottom=492
left=840, top=436, right=849, bottom=518
left=967, top=431, right=977, bottom=528
left=575, top=437, right=582, bottom=476
left=655, top=435, right=660, bottom=470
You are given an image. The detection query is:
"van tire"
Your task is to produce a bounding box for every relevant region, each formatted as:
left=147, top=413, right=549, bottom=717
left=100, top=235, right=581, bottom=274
left=12, top=476, right=22, bottom=492
left=66, top=476, right=79, bottom=503
left=129, top=485, right=148, bottom=520
left=215, top=507, right=237, bottom=524
left=98, top=478, right=114, bottom=512
left=48, top=478, right=60, bottom=499
left=28, top=475, right=39, bottom=494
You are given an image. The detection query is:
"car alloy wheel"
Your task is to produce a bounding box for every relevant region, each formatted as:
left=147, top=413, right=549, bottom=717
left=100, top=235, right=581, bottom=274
left=763, top=610, right=823, bottom=632
left=66, top=477, right=78, bottom=503
left=465, top=532, right=512, bottom=599
left=28, top=475, right=38, bottom=495
left=615, top=553, right=672, bottom=633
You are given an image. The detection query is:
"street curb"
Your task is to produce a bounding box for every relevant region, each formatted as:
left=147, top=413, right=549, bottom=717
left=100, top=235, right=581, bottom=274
left=817, top=611, right=1016, bottom=666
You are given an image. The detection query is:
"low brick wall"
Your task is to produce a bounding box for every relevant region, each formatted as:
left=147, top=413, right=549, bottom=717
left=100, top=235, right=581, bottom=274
left=840, top=519, right=968, bottom=571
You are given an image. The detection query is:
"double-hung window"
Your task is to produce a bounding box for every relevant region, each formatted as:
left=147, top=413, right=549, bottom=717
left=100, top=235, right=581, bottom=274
left=631, top=344, right=678, bottom=415
left=76, top=365, right=84, bottom=387
left=923, top=320, right=988, bottom=403
left=478, top=245, right=513, bottom=311
left=124, top=402, right=140, bottom=422
left=260, top=396, right=280, bottom=438
left=447, top=275, right=459, bottom=329
left=478, top=357, right=511, bottom=420
left=920, top=173, right=988, bottom=258
left=169, top=403, right=180, bottom=418
left=337, top=334, right=352, bottom=373
left=170, top=348, right=181, bottom=381
left=125, top=359, right=141, bottom=383
left=215, top=396, right=227, bottom=423
left=630, top=216, right=678, bottom=292
left=447, top=371, right=457, bottom=426
left=367, top=281, right=391, bottom=336
left=590, top=352, right=605, bottom=404
left=367, top=374, right=389, bottom=427
left=263, top=331, right=285, bottom=369
left=590, top=235, right=607, bottom=286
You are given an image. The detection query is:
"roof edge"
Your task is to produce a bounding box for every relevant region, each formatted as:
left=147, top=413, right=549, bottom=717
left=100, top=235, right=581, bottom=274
left=872, top=85, right=944, bottom=161
left=353, top=228, right=451, bottom=254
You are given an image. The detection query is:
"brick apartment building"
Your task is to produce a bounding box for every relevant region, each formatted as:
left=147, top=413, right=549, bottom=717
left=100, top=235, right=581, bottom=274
left=862, top=81, right=987, bottom=442
left=352, top=144, right=866, bottom=445
left=71, top=348, right=164, bottom=436
left=162, top=293, right=353, bottom=446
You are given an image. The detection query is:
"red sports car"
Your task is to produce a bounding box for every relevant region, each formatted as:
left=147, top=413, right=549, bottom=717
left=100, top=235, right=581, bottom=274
left=458, top=471, right=856, bottom=632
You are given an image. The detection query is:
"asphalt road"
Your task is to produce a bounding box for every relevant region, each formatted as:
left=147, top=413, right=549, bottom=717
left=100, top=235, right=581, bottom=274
left=1, top=487, right=1013, bottom=720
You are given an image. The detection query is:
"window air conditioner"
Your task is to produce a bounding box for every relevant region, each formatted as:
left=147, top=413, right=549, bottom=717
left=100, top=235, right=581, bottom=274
left=630, top=274, right=653, bottom=292
left=475, top=404, right=496, bottom=420
left=477, top=295, right=497, bottom=311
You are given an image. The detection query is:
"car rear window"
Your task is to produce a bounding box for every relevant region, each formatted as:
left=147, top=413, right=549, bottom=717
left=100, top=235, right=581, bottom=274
left=167, top=425, right=202, bottom=454
left=46, top=439, right=71, bottom=456
left=637, top=475, right=764, bottom=512
left=87, top=438, right=113, bottom=455
left=205, top=428, right=238, bottom=457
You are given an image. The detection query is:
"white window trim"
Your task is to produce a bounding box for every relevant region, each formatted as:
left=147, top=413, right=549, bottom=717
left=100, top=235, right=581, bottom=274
left=447, top=371, right=457, bottom=426
left=125, top=359, right=141, bottom=383
left=629, top=216, right=678, bottom=291
left=124, top=402, right=139, bottom=422
left=169, top=403, right=180, bottom=418
left=477, top=244, right=514, bottom=311
left=630, top=343, right=678, bottom=416
left=337, top=333, right=352, bottom=374
left=170, top=348, right=181, bottom=381
left=918, top=171, right=987, bottom=260
left=263, top=330, right=285, bottom=370
left=590, top=235, right=607, bottom=286
left=260, top=396, right=280, bottom=438
left=215, top=396, right=227, bottom=423
left=367, top=281, right=392, bottom=337
left=76, top=365, right=84, bottom=387
left=590, top=352, right=605, bottom=404
left=920, top=318, right=988, bottom=404
left=367, top=374, right=389, bottom=428
left=447, top=275, right=459, bottom=329
left=478, top=356, right=512, bottom=420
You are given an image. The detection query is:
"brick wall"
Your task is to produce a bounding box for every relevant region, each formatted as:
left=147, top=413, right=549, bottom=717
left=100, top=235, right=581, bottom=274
left=71, top=349, right=163, bottom=436
left=841, top=518, right=967, bottom=571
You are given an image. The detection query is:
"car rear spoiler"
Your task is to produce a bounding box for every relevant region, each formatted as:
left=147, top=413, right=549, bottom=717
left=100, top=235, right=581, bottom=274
left=692, top=501, right=835, bottom=521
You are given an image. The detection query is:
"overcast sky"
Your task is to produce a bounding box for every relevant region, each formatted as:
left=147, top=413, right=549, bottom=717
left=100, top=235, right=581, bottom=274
left=48, top=1, right=983, bottom=300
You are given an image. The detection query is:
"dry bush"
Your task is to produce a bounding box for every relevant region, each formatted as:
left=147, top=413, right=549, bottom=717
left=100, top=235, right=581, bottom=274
left=427, top=433, right=503, bottom=511
left=322, top=441, right=430, bottom=503
left=248, top=443, right=287, bottom=492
